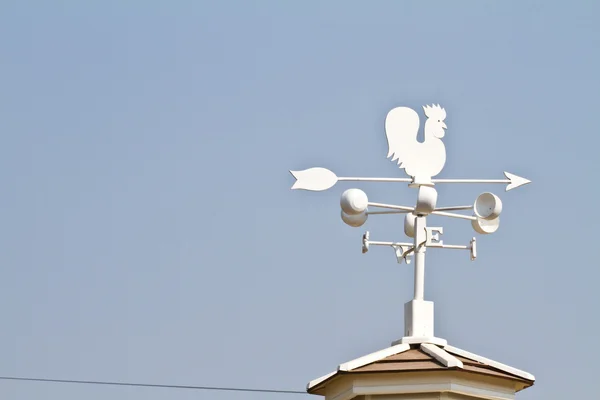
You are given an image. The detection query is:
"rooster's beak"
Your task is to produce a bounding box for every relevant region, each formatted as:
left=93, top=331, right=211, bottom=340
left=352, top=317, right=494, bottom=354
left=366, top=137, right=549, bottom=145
left=441, top=122, right=447, bottom=129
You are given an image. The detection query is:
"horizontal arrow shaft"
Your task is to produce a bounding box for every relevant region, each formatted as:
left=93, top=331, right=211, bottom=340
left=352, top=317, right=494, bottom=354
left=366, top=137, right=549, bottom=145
left=338, top=177, right=413, bottom=183
left=431, top=178, right=509, bottom=184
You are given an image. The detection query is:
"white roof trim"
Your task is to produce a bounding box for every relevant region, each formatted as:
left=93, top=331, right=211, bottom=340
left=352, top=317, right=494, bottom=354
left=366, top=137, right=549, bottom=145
left=444, top=345, right=535, bottom=381
left=420, top=343, right=464, bottom=368
left=307, top=343, right=412, bottom=391
left=338, top=343, right=411, bottom=372
left=306, top=344, right=410, bottom=390
left=307, top=371, right=336, bottom=391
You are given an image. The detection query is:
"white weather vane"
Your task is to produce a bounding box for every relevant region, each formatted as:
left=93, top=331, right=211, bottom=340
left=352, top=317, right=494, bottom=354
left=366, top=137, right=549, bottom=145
left=290, top=104, right=530, bottom=301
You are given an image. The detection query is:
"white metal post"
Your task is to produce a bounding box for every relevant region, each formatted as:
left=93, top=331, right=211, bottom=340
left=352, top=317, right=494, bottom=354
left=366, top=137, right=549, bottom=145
left=413, top=216, right=427, bottom=301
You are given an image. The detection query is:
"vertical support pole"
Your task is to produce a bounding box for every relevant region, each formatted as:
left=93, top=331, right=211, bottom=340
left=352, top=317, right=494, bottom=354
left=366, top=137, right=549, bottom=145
left=413, top=216, right=427, bottom=301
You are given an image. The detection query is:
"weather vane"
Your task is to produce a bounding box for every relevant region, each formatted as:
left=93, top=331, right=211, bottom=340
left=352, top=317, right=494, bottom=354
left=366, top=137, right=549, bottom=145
left=290, top=104, right=531, bottom=343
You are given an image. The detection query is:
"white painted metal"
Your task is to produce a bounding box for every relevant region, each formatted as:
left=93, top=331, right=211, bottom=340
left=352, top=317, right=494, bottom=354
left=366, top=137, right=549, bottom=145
left=385, top=105, right=447, bottom=185
left=393, top=245, right=413, bottom=264
left=420, top=343, right=464, bottom=368
left=340, top=188, right=369, bottom=215
left=289, top=167, right=415, bottom=191
left=415, top=186, right=438, bottom=215
left=290, top=167, right=338, bottom=191
left=413, top=216, right=427, bottom=300
left=404, top=213, right=416, bottom=237
left=425, top=227, right=443, bottom=246
left=474, top=192, right=502, bottom=220
left=341, top=210, right=368, bottom=227
left=431, top=210, right=477, bottom=221
left=367, top=210, right=411, bottom=215
left=471, top=215, right=500, bottom=234
left=428, top=244, right=466, bottom=250
left=368, top=202, right=414, bottom=212
left=337, top=343, right=410, bottom=372
left=404, top=299, right=434, bottom=337
left=434, top=205, right=473, bottom=211
left=362, top=229, right=473, bottom=263
left=431, top=171, right=531, bottom=192
left=289, top=168, right=530, bottom=192
left=337, top=176, right=412, bottom=183
left=367, top=240, right=414, bottom=247
left=504, top=171, right=531, bottom=191
left=395, top=336, right=447, bottom=347
left=444, top=345, right=536, bottom=381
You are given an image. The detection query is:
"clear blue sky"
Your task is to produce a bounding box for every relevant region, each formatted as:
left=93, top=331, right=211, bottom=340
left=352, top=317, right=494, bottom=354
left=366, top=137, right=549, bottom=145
left=1, top=2, right=598, bottom=399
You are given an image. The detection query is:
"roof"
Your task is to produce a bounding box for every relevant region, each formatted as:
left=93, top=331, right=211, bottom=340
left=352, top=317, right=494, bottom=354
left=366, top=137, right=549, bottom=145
left=307, top=342, right=535, bottom=394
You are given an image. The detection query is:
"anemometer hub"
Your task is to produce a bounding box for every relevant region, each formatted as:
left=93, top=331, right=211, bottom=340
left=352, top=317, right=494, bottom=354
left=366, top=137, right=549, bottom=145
left=415, top=186, right=438, bottom=215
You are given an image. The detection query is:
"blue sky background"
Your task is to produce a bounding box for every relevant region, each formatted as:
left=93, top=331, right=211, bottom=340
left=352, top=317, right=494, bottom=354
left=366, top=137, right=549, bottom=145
left=1, top=1, right=598, bottom=399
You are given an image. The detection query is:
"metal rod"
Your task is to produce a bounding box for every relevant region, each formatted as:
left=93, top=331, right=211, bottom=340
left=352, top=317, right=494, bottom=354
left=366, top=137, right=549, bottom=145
left=338, top=177, right=413, bottom=183
left=368, top=241, right=414, bottom=247
left=430, top=210, right=477, bottom=221
left=368, top=203, right=474, bottom=220
left=432, top=178, right=509, bottom=184
left=428, top=244, right=469, bottom=250
left=433, top=205, right=473, bottom=211
left=368, top=202, right=415, bottom=212
left=367, top=210, right=412, bottom=215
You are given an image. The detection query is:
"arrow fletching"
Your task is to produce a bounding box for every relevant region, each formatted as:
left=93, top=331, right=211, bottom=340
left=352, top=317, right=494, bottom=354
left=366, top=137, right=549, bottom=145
left=290, top=167, right=338, bottom=191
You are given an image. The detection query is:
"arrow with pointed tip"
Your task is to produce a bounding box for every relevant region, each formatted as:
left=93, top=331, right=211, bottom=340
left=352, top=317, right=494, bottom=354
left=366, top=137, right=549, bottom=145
left=290, top=168, right=531, bottom=192
left=431, top=172, right=531, bottom=191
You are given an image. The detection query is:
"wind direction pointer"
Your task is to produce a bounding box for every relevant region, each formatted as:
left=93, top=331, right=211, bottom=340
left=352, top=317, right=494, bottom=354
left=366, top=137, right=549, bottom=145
left=432, top=172, right=531, bottom=191
left=290, top=168, right=530, bottom=192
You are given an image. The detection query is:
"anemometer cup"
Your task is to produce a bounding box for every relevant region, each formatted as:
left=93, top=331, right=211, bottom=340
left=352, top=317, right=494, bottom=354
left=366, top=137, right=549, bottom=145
left=471, top=215, right=500, bottom=234
left=404, top=213, right=417, bottom=238
left=474, top=192, right=502, bottom=220
left=342, top=210, right=368, bottom=227
left=340, top=188, right=368, bottom=215
left=471, top=192, right=501, bottom=234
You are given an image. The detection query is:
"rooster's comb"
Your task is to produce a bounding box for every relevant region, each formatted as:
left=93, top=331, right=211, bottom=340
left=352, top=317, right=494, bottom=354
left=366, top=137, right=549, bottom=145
left=423, top=104, right=446, bottom=120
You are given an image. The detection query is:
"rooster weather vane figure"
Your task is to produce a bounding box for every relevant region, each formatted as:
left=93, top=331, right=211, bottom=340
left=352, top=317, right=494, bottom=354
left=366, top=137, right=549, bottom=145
left=289, top=104, right=531, bottom=302
left=386, top=104, right=447, bottom=185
